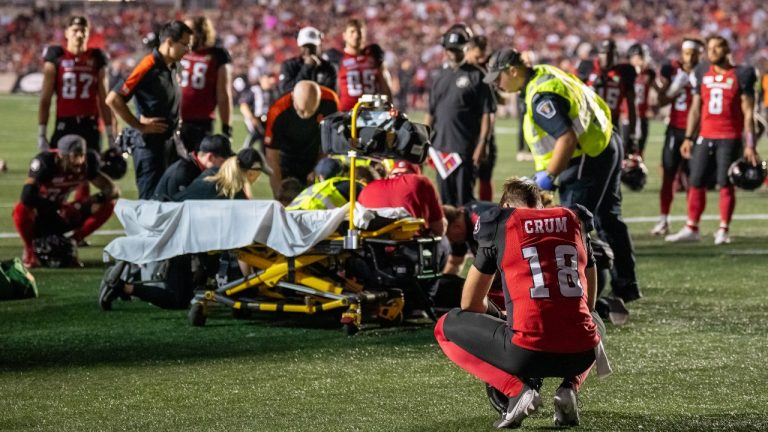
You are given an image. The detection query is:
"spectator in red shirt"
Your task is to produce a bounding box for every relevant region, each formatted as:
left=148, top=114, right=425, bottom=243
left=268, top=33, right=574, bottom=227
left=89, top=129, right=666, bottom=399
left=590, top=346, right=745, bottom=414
left=357, top=161, right=446, bottom=236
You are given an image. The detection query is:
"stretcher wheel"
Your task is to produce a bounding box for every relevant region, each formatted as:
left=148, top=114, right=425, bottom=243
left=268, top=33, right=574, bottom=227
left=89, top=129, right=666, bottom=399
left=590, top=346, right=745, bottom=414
left=486, top=384, right=508, bottom=414
left=188, top=302, right=207, bottom=327
left=379, top=311, right=403, bottom=327
left=342, top=323, right=359, bottom=336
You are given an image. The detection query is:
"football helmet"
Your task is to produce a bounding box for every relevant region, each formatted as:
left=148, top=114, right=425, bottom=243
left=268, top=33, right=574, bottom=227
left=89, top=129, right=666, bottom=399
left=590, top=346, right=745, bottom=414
left=620, top=154, right=648, bottom=191
left=100, top=148, right=128, bottom=180
left=32, top=235, right=79, bottom=268
left=728, top=159, right=767, bottom=190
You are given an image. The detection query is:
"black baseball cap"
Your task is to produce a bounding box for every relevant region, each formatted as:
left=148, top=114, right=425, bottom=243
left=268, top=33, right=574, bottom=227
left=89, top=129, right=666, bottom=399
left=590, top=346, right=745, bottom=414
left=237, top=148, right=272, bottom=176
left=483, top=48, right=524, bottom=84
left=199, top=134, right=235, bottom=158
left=68, top=16, right=89, bottom=28
left=314, top=157, right=343, bottom=180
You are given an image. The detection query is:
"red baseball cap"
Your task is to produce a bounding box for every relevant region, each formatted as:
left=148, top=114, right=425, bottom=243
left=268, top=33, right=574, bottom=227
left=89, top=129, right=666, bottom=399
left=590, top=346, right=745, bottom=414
left=389, top=161, right=421, bottom=177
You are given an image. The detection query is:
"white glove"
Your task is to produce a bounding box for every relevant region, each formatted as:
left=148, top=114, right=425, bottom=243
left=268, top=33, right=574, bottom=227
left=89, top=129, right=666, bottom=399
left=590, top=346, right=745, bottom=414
left=666, top=70, right=691, bottom=98
left=37, top=134, right=49, bottom=152
left=107, top=131, right=117, bottom=149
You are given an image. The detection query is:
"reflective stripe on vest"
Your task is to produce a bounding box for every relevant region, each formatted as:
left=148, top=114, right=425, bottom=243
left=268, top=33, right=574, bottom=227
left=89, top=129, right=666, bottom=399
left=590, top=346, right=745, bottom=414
left=523, top=65, right=613, bottom=171
left=286, top=177, right=350, bottom=210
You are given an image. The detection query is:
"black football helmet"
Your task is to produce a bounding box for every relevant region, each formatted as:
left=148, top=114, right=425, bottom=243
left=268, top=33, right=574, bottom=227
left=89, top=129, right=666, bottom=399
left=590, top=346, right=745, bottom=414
left=621, top=154, right=648, bottom=191
left=101, top=148, right=128, bottom=180
left=32, top=235, right=79, bottom=268
left=441, top=23, right=473, bottom=51
left=728, top=159, right=767, bottom=190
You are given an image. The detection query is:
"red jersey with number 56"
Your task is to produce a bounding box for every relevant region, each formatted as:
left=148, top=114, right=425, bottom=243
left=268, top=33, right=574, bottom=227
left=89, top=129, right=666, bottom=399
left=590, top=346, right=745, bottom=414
left=695, top=64, right=756, bottom=139
left=476, top=206, right=598, bottom=353
left=338, top=44, right=384, bottom=111
left=180, top=47, right=232, bottom=121
left=43, top=46, right=108, bottom=118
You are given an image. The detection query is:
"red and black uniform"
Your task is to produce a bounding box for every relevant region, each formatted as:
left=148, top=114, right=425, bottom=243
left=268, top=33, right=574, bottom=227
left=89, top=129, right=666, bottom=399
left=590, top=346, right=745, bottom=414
left=264, top=86, right=339, bottom=186
left=12, top=151, right=114, bottom=251
left=658, top=62, right=694, bottom=216
left=338, top=44, right=384, bottom=111
left=585, top=60, right=636, bottom=128
left=621, top=67, right=655, bottom=155
left=435, top=206, right=599, bottom=397
left=686, top=63, right=756, bottom=228
left=43, top=46, right=108, bottom=152
left=179, top=46, right=232, bottom=152
left=448, top=200, right=497, bottom=259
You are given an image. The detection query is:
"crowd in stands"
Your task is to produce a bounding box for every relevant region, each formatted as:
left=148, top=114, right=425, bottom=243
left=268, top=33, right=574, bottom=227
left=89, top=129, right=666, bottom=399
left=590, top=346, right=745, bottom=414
left=2, top=0, right=767, bottom=108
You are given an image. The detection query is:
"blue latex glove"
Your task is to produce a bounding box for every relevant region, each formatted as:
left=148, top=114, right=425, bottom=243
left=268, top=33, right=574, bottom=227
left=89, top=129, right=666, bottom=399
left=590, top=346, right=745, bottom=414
left=533, top=171, right=556, bottom=191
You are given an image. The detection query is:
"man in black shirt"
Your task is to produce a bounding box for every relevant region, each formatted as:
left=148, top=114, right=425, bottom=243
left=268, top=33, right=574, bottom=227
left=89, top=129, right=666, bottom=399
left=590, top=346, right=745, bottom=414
left=264, top=80, right=339, bottom=196
left=106, top=21, right=193, bottom=199
left=279, top=27, right=337, bottom=93
left=152, top=134, right=234, bottom=201
left=425, top=24, right=495, bottom=206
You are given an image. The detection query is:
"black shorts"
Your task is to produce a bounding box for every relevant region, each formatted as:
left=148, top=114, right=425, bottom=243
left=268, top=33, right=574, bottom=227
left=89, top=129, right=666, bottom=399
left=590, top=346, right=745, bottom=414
left=662, top=126, right=688, bottom=174
left=180, top=119, right=214, bottom=153
left=477, top=134, right=497, bottom=182
left=621, top=119, right=649, bottom=155
left=50, top=116, right=101, bottom=153
left=688, top=137, right=742, bottom=188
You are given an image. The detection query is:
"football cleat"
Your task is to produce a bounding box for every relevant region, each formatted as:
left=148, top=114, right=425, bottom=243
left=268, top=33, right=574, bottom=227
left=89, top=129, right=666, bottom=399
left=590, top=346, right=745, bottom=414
left=98, top=263, right=126, bottom=311
left=714, top=228, right=731, bottom=245
left=493, top=385, right=542, bottom=429
left=22, top=248, right=40, bottom=269
left=553, top=386, right=580, bottom=427
left=603, top=296, right=629, bottom=326
left=665, top=226, right=701, bottom=243
left=650, top=219, right=669, bottom=236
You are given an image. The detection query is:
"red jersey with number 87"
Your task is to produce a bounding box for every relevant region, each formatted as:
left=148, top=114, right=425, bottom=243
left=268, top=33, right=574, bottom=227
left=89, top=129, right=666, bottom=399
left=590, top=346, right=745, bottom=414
left=695, top=65, right=756, bottom=139
left=477, top=207, right=598, bottom=353
left=338, top=44, right=384, bottom=111
left=43, top=46, right=108, bottom=118
left=180, top=47, right=232, bottom=121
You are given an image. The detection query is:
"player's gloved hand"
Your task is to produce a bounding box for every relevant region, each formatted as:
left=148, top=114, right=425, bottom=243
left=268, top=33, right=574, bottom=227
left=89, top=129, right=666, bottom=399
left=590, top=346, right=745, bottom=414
left=37, top=135, right=49, bottom=152
left=533, top=170, right=556, bottom=191
left=222, top=124, right=233, bottom=138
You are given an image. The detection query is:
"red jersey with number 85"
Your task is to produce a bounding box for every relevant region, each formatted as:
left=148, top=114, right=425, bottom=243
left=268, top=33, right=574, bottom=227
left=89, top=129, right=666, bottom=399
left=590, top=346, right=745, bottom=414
left=475, top=206, right=598, bottom=353
left=43, top=46, right=108, bottom=118
left=695, top=64, right=756, bottom=139
left=338, top=44, right=384, bottom=111
left=180, top=47, right=232, bottom=121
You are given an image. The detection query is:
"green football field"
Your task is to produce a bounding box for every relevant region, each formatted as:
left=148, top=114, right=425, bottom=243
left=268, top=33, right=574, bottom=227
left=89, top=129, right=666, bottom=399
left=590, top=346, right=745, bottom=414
left=0, top=94, right=767, bottom=431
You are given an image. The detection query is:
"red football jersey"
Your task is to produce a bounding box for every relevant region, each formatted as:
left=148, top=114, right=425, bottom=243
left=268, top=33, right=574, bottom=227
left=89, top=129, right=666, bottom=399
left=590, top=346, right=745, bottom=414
left=180, top=47, right=232, bottom=121
left=662, top=62, right=694, bottom=130
left=43, top=46, right=108, bottom=118
left=586, top=60, right=636, bottom=124
left=338, top=44, right=384, bottom=111
left=29, top=151, right=100, bottom=205
left=697, top=65, right=754, bottom=139
left=633, top=68, right=656, bottom=118
left=496, top=207, right=598, bottom=353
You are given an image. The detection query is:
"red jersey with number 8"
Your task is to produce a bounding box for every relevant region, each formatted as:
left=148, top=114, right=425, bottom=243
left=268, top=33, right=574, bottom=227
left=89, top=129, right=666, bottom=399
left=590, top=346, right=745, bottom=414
left=180, top=47, right=232, bottom=121
left=696, top=65, right=756, bottom=139
left=338, top=44, right=384, bottom=111
left=497, top=207, right=597, bottom=353
left=43, top=46, right=108, bottom=118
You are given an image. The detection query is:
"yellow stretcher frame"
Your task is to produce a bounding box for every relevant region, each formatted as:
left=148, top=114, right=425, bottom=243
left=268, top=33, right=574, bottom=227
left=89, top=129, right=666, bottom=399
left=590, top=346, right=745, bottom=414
left=188, top=95, right=437, bottom=335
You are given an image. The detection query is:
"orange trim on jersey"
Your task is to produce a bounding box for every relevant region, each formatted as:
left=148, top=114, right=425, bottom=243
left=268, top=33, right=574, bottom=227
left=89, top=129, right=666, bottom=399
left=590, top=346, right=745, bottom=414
left=319, top=86, right=340, bottom=106
left=264, top=93, right=293, bottom=146
left=119, top=54, right=157, bottom=97
left=763, top=74, right=768, bottom=107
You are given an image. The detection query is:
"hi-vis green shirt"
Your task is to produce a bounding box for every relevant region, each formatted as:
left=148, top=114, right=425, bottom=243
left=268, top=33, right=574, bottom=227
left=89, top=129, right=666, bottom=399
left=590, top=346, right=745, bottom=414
left=286, top=177, right=362, bottom=210
left=522, top=65, right=613, bottom=171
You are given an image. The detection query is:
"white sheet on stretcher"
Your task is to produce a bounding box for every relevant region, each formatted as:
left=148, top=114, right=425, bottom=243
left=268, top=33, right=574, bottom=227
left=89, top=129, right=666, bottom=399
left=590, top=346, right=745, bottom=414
left=103, top=199, right=411, bottom=264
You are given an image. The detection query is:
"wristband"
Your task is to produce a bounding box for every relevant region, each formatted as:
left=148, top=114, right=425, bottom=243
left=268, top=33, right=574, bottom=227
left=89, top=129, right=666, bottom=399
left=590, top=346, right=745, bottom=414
left=38, top=124, right=47, bottom=137
left=745, top=132, right=755, bottom=149
left=684, top=135, right=693, bottom=141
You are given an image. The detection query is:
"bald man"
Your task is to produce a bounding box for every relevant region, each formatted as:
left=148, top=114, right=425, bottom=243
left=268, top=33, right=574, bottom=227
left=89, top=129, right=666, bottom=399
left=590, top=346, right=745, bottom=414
left=264, top=80, right=340, bottom=195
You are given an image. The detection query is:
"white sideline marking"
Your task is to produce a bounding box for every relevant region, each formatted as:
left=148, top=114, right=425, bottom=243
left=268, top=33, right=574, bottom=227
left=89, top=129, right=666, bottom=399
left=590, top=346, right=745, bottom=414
left=1, top=214, right=768, bottom=239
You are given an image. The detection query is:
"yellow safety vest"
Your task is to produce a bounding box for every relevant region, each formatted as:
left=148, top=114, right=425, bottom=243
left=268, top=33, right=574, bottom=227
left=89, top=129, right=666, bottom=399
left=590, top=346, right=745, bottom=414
left=523, top=65, right=613, bottom=171
left=286, top=177, right=352, bottom=210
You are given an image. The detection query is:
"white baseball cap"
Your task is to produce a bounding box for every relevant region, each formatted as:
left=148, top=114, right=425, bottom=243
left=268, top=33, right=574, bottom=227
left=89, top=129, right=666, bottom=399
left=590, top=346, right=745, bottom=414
left=297, top=26, right=322, bottom=47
